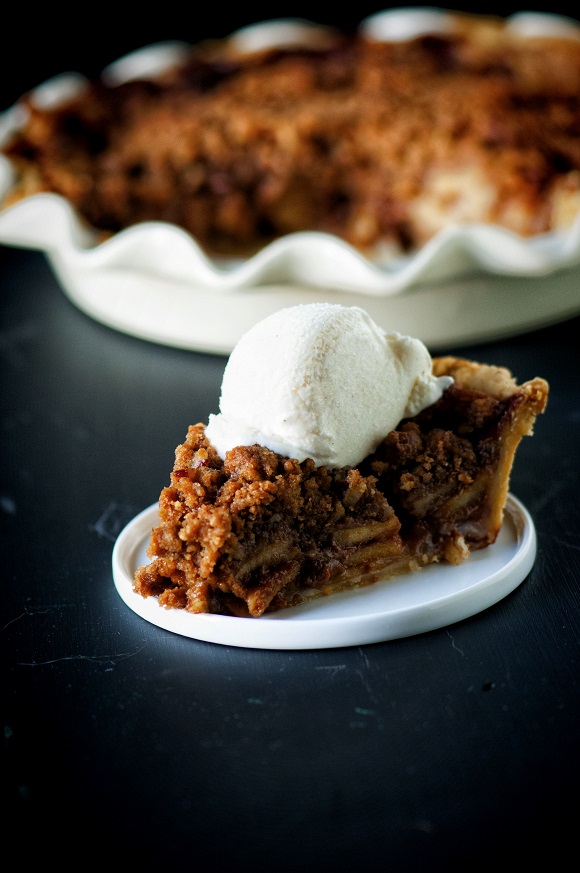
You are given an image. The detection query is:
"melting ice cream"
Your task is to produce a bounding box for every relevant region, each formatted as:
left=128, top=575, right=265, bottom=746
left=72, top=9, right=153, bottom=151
left=205, top=303, right=452, bottom=468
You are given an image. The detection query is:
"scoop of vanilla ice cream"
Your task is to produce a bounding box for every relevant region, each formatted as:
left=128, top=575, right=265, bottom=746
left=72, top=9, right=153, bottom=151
left=205, top=303, right=453, bottom=468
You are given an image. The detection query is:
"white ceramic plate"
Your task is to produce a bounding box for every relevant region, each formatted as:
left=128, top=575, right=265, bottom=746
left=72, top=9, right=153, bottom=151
left=112, top=494, right=536, bottom=650
left=2, top=11, right=580, bottom=353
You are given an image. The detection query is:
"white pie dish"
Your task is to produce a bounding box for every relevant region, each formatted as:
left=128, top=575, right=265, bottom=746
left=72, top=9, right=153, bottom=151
left=1, top=10, right=580, bottom=353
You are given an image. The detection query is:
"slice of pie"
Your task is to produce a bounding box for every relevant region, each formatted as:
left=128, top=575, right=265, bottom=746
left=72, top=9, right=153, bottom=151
left=133, top=355, right=548, bottom=617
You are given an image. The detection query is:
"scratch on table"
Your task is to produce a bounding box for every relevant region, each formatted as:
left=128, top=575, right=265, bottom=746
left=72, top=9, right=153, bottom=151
left=2, top=612, right=28, bottom=632
left=90, top=500, right=135, bottom=542
left=531, top=479, right=570, bottom=514
left=2, top=604, right=59, bottom=632
left=354, top=668, right=378, bottom=701
left=358, top=647, right=372, bottom=670
left=349, top=706, right=377, bottom=729
left=17, top=644, right=148, bottom=667
left=315, top=664, right=346, bottom=678
left=354, top=706, right=376, bottom=716
left=552, top=534, right=580, bottom=551
left=446, top=630, right=465, bottom=656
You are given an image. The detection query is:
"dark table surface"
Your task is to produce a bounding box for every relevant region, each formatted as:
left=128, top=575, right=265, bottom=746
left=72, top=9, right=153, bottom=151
left=2, top=241, right=579, bottom=869
left=2, top=4, right=580, bottom=863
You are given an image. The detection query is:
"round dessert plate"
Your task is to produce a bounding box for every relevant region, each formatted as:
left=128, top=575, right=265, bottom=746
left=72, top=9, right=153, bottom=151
left=112, top=494, right=536, bottom=650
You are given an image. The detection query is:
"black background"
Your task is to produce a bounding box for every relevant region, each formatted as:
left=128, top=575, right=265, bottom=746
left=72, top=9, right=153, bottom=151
left=2, top=2, right=576, bottom=107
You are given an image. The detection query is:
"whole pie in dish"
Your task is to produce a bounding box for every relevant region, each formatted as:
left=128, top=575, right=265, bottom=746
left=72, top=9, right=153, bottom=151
left=2, top=9, right=580, bottom=259
left=133, top=305, right=549, bottom=618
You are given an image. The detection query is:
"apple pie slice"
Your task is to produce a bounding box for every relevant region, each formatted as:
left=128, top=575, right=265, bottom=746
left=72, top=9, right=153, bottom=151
left=133, top=356, right=548, bottom=617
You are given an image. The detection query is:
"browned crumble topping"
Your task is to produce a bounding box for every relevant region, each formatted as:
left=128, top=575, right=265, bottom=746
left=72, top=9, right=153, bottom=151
left=3, top=16, right=580, bottom=256
left=135, top=423, right=403, bottom=616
